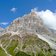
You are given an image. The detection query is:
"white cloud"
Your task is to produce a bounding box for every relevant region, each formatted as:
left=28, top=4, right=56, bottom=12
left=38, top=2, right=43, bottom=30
left=0, top=22, right=8, bottom=25
left=38, top=10, right=56, bottom=30
left=11, top=8, right=17, bottom=13
left=31, top=8, right=38, bottom=12
left=31, top=8, right=56, bottom=30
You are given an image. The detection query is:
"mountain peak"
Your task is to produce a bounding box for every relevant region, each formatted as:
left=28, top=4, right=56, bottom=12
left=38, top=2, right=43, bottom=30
left=30, top=8, right=39, bottom=16
left=30, top=11, right=37, bottom=17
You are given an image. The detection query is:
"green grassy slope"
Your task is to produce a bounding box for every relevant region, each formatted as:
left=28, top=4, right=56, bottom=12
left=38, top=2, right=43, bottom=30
left=0, top=33, right=55, bottom=56
left=0, top=47, right=7, bottom=56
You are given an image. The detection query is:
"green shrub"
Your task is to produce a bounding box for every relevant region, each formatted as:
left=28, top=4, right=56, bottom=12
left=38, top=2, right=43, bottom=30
left=15, top=51, right=30, bottom=56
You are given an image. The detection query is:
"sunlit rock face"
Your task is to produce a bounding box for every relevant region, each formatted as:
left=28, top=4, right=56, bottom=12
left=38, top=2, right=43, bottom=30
left=5, top=10, right=56, bottom=39
left=5, top=11, right=52, bottom=35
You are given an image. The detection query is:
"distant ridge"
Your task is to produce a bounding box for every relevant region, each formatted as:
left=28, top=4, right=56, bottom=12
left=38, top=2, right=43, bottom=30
left=0, top=27, right=4, bottom=31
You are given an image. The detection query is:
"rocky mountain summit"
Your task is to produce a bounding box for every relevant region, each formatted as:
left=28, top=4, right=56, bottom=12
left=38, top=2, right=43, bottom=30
left=0, top=10, right=56, bottom=56
left=5, top=10, right=56, bottom=49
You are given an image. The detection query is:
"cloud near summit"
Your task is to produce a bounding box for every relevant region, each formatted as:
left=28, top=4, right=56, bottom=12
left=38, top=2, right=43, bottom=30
left=32, top=8, right=56, bottom=30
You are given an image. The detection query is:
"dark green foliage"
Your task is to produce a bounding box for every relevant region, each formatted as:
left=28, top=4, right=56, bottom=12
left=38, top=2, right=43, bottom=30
left=38, top=51, right=45, bottom=56
left=15, top=51, right=30, bottom=56
left=7, top=40, right=18, bottom=56
left=0, top=47, right=7, bottom=56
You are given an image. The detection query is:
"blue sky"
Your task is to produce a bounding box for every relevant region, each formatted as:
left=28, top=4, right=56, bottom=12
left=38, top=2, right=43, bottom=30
left=0, top=0, right=56, bottom=28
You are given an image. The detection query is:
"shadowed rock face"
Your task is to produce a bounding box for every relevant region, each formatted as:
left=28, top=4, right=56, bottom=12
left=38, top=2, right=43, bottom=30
left=0, top=11, right=56, bottom=56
